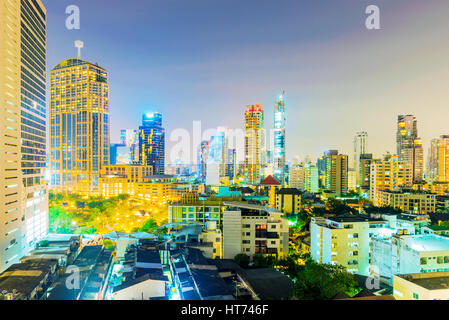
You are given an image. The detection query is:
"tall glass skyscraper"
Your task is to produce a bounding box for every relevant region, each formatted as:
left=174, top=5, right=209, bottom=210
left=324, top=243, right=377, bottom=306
left=139, top=112, right=165, bottom=175
left=0, top=0, right=47, bottom=272
left=197, top=140, right=210, bottom=181
left=353, top=132, right=368, bottom=187
left=49, top=59, right=110, bottom=194
left=274, top=93, right=286, bottom=186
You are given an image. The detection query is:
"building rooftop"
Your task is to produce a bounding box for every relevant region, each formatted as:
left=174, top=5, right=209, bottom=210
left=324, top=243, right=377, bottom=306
left=397, top=272, right=449, bottom=290
left=276, top=188, right=301, bottom=195
left=0, top=260, right=58, bottom=298
left=52, top=58, right=106, bottom=71
left=327, top=214, right=385, bottom=224
left=223, top=201, right=276, bottom=212
left=72, top=245, right=103, bottom=267
left=260, top=175, right=280, bottom=186
left=405, top=235, right=449, bottom=252
left=210, top=259, right=294, bottom=300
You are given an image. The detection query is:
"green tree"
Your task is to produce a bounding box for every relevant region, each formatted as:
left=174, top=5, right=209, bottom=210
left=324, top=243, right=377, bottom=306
left=234, top=253, right=250, bottom=268
left=293, top=261, right=360, bottom=299
left=138, top=219, right=158, bottom=234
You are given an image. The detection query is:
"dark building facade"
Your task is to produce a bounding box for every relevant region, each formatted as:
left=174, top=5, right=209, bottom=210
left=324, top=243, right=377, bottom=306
left=139, top=113, right=165, bottom=175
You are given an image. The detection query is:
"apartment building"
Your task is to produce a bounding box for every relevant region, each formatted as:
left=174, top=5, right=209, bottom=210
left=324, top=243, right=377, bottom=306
left=376, top=190, right=436, bottom=215
left=369, top=154, right=413, bottom=203
left=275, top=188, right=302, bottom=214
left=310, top=215, right=388, bottom=276
left=222, top=202, right=289, bottom=259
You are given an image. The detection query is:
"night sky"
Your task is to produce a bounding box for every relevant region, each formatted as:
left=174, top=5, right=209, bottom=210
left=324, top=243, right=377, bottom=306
left=45, top=0, right=449, bottom=164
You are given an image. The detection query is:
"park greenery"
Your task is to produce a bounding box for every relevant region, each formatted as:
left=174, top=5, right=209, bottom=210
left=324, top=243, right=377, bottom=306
left=48, top=192, right=169, bottom=235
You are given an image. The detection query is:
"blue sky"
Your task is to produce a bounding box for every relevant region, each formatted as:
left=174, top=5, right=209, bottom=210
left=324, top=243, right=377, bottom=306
left=45, top=0, right=449, bottom=164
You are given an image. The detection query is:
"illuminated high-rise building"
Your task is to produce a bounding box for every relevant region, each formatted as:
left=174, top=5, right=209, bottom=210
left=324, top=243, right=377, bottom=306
left=0, top=0, right=47, bottom=272
left=353, top=132, right=368, bottom=186
left=274, top=92, right=286, bottom=186
left=304, top=164, right=319, bottom=193
left=139, top=112, right=165, bottom=175
left=244, top=105, right=264, bottom=185
left=324, top=150, right=348, bottom=197
left=396, top=115, right=423, bottom=182
left=438, top=135, right=449, bottom=183
left=289, top=162, right=305, bottom=190
left=369, top=154, right=413, bottom=203
left=120, top=128, right=139, bottom=163
left=359, top=153, right=373, bottom=194
left=428, top=138, right=440, bottom=183
left=197, top=140, right=210, bottom=182
left=50, top=58, right=110, bottom=195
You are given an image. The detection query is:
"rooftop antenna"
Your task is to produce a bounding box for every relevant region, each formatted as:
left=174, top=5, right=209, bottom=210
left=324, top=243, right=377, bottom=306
left=75, top=40, right=84, bottom=59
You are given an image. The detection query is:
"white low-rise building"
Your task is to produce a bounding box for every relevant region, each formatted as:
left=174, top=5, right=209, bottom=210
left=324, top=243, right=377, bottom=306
left=371, top=234, right=449, bottom=285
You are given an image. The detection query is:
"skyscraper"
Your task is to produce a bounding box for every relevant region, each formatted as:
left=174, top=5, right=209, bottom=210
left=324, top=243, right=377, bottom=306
left=438, top=135, right=449, bottom=183
left=324, top=150, right=348, bottom=197
left=139, top=112, right=165, bottom=175
left=244, top=105, right=264, bottom=185
left=428, top=138, right=440, bottom=183
left=0, top=0, right=47, bottom=272
left=197, top=140, right=210, bottom=182
left=304, top=164, right=319, bottom=193
left=120, top=128, right=139, bottom=163
left=396, top=115, right=424, bottom=182
left=274, top=92, right=286, bottom=186
left=359, top=153, right=373, bottom=194
left=289, top=162, right=305, bottom=190
left=50, top=58, right=110, bottom=194
left=353, top=132, right=368, bottom=186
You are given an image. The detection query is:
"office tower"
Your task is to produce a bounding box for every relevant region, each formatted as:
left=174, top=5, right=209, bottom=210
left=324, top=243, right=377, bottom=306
left=359, top=153, right=373, bottom=194
left=139, top=112, right=165, bottom=175
left=120, top=129, right=139, bottom=163
left=304, top=164, right=319, bottom=193
left=197, top=140, right=210, bottom=182
left=428, top=138, right=440, bottom=183
left=348, top=168, right=357, bottom=192
left=289, top=162, right=305, bottom=190
left=353, top=132, right=368, bottom=186
left=396, top=115, right=424, bottom=182
left=226, top=148, right=236, bottom=180
left=324, top=150, right=348, bottom=197
left=244, top=105, right=264, bottom=185
left=369, top=154, right=413, bottom=203
left=317, top=155, right=326, bottom=174
left=50, top=58, right=110, bottom=194
left=110, top=143, right=131, bottom=165
left=0, top=0, right=47, bottom=272
left=273, top=92, right=286, bottom=186
left=438, top=136, right=449, bottom=182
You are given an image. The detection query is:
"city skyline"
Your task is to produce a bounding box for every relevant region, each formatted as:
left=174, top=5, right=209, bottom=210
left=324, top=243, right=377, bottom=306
left=45, top=0, right=449, bottom=162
